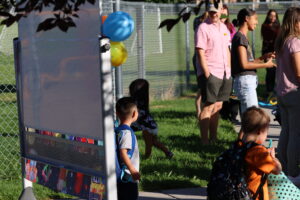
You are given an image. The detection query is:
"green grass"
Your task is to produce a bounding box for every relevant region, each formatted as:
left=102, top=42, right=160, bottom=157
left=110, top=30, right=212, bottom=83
left=138, top=97, right=237, bottom=191
left=0, top=180, right=74, bottom=200
left=0, top=96, right=237, bottom=199
left=0, top=10, right=274, bottom=199
left=0, top=53, right=15, bottom=85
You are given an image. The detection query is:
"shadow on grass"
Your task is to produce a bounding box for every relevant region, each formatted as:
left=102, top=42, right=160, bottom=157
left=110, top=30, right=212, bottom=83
left=152, top=110, right=195, bottom=119
left=141, top=159, right=211, bottom=191
left=167, top=135, right=229, bottom=154
left=141, top=178, right=203, bottom=191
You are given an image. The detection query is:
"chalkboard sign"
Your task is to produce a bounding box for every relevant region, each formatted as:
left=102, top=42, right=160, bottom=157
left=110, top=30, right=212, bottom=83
left=18, top=3, right=104, bottom=140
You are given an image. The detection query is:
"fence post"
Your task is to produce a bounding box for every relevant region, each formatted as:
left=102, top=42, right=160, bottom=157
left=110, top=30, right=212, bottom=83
left=114, top=0, right=123, bottom=100
left=185, top=7, right=190, bottom=89
left=157, top=7, right=163, bottom=54
left=251, top=1, right=256, bottom=58
left=136, top=4, right=145, bottom=79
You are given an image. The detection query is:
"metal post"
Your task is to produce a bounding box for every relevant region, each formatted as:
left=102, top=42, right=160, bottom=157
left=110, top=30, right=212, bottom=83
left=114, top=0, right=123, bottom=100
left=14, top=38, right=37, bottom=200
left=136, top=4, right=145, bottom=79
left=99, top=37, right=118, bottom=200
left=99, top=3, right=117, bottom=200
left=115, top=0, right=120, bottom=11
left=251, top=1, right=256, bottom=58
left=185, top=8, right=190, bottom=89
left=157, top=7, right=163, bottom=54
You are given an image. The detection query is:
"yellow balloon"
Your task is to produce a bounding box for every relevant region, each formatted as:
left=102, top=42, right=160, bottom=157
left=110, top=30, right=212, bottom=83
left=110, top=41, right=128, bottom=67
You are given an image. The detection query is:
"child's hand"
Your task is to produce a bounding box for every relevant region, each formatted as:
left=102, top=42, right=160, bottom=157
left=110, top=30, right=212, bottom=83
left=263, top=52, right=276, bottom=60
left=269, top=147, right=276, bottom=158
left=130, top=169, right=141, bottom=181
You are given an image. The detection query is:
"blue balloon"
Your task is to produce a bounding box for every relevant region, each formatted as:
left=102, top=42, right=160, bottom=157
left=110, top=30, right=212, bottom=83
left=103, top=11, right=134, bottom=42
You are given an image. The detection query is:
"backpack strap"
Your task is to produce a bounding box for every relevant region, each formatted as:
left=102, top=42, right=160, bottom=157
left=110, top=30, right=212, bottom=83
left=115, top=124, right=136, bottom=182
left=115, top=124, right=135, bottom=160
left=240, top=140, right=268, bottom=200
left=252, top=173, right=268, bottom=200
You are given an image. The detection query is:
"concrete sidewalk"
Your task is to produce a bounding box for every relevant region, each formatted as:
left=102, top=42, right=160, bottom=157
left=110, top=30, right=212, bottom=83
left=139, top=188, right=207, bottom=200
left=138, top=107, right=281, bottom=200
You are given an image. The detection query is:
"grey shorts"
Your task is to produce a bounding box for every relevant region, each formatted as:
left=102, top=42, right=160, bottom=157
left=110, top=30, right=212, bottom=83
left=199, top=74, right=232, bottom=103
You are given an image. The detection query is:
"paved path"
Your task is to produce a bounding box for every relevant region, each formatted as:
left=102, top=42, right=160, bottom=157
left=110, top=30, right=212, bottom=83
left=139, top=188, right=207, bottom=200
left=138, top=107, right=281, bottom=200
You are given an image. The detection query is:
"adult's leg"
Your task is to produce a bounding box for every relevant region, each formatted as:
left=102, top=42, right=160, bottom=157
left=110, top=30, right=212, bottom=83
left=265, top=67, right=276, bottom=93
left=142, top=130, right=153, bottom=159
left=195, top=90, right=202, bottom=118
left=276, top=98, right=289, bottom=174
left=287, top=105, right=300, bottom=176
left=200, top=102, right=215, bottom=144
left=209, top=101, right=223, bottom=142
left=199, top=74, right=223, bottom=144
left=283, top=90, right=300, bottom=176
left=117, top=182, right=138, bottom=200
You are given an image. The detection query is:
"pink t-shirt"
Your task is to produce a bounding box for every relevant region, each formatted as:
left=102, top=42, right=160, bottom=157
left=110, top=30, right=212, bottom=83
left=195, top=19, right=231, bottom=79
left=276, top=37, right=300, bottom=96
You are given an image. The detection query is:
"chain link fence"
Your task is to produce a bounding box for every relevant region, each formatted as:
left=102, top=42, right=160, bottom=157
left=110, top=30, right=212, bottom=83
left=0, top=20, right=19, bottom=180
left=0, top=0, right=299, bottom=183
left=119, top=2, right=190, bottom=99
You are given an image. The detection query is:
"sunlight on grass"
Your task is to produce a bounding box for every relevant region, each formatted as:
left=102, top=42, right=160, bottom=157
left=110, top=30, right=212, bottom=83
left=138, top=98, right=237, bottom=191
left=0, top=96, right=238, bottom=199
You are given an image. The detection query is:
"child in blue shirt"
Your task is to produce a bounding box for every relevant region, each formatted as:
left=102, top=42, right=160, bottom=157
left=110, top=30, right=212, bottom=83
left=116, top=97, right=140, bottom=200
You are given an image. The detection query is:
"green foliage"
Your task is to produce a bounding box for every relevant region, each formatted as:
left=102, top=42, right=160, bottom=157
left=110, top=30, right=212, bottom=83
left=0, top=0, right=96, bottom=32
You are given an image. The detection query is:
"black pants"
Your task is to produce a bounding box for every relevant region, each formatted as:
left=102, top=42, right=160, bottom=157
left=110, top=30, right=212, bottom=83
left=117, top=182, right=138, bottom=200
left=265, top=67, right=276, bottom=92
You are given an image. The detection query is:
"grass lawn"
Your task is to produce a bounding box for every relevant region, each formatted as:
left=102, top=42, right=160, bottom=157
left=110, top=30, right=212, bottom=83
left=138, top=97, right=237, bottom=191
left=0, top=96, right=238, bottom=199
left=0, top=9, right=274, bottom=199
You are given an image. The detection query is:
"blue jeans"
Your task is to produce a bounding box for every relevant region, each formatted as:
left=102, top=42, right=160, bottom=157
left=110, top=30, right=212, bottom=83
left=233, top=74, right=258, bottom=114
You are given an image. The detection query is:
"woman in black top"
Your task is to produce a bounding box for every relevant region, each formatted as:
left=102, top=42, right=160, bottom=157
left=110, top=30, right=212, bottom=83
left=261, top=9, right=280, bottom=96
left=231, top=8, right=274, bottom=114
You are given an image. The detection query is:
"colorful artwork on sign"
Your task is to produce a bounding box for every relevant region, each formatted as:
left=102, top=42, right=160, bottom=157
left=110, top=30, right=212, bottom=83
left=25, top=159, right=105, bottom=200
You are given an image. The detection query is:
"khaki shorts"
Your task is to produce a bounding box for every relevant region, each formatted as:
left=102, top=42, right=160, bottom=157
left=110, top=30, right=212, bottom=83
left=199, top=74, right=232, bottom=103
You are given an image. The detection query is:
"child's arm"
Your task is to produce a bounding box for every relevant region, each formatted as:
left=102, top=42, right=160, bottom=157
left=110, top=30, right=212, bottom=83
left=269, top=147, right=282, bottom=175
left=120, top=149, right=140, bottom=181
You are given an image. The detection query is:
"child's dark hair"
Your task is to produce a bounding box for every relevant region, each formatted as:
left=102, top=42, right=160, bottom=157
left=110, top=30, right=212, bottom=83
left=232, top=8, right=256, bottom=27
left=116, top=97, right=137, bottom=120
left=129, top=79, right=149, bottom=112
left=262, top=9, right=280, bottom=26
left=261, top=9, right=280, bottom=39
left=241, top=106, right=270, bottom=134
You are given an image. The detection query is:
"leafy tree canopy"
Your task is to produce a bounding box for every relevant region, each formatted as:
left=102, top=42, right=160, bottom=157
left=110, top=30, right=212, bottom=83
left=0, top=0, right=96, bottom=32
left=0, top=0, right=217, bottom=32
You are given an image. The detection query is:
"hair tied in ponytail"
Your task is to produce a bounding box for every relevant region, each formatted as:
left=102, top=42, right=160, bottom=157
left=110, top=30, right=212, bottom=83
left=232, top=19, right=239, bottom=27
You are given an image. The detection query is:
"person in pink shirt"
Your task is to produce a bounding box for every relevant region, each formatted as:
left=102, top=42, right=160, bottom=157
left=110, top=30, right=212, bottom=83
left=275, top=7, right=300, bottom=183
left=195, top=1, right=232, bottom=145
